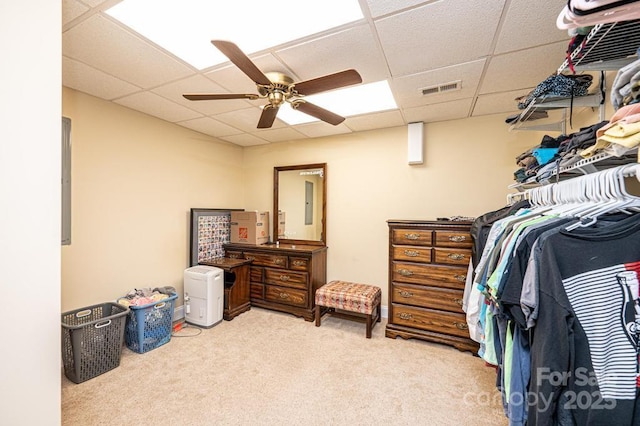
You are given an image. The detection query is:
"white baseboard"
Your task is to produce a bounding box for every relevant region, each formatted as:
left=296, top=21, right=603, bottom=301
left=174, top=303, right=388, bottom=321
left=173, top=304, right=185, bottom=321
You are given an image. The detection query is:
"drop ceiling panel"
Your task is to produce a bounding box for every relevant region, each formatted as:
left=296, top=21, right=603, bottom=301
left=472, top=88, right=535, bottom=117
left=177, top=117, right=243, bottom=138
left=251, top=127, right=307, bottom=143
left=62, top=0, right=89, bottom=26
left=365, top=0, right=440, bottom=18
left=63, top=56, right=140, bottom=100
left=115, top=91, right=202, bottom=123
left=275, top=24, right=389, bottom=83
left=375, top=0, right=507, bottom=76
left=221, top=133, right=271, bottom=147
left=391, top=59, right=486, bottom=108
left=83, top=0, right=113, bottom=6
left=294, top=122, right=353, bottom=138
left=480, top=41, right=568, bottom=94
left=495, top=0, right=569, bottom=54
left=345, top=110, right=406, bottom=132
left=403, top=98, right=474, bottom=123
left=62, top=14, right=194, bottom=88
left=213, top=107, right=284, bottom=133
left=61, top=0, right=585, bottom=146
left=152, top=75, right=254, bottom=115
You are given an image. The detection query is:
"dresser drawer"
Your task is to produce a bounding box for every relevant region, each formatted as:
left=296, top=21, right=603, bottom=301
left=264, top=268, right=308, bottom=290
left=433, top=248, right=471, bottom=266
left=392, top=262, right=467, bottom=289
left=244, top=252, right=288, bottom=268
left=433, top=231, right=472, bottom=248
left=289, top=257, right=309, bottom=271
left=265, top=285, right=307, bottom=307
left=391, top=304, right=469, bottom=338
left=392, top=245, right=432, bottom=263
left=392, top=283, right=464, bottom=313
left=392, top=229, right=432, bottom=246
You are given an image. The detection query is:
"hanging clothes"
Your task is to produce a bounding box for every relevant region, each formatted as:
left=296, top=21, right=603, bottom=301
left=468, top=164, right=640, bottom=425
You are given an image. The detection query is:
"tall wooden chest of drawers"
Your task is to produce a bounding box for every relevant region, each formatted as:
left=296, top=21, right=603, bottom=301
left=386, top=220, right=478, bottom=353
left=224, top=242, right=327, bottom=321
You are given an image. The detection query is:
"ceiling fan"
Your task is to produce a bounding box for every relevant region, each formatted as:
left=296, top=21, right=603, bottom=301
left=183, top=40, right=363, bottom=129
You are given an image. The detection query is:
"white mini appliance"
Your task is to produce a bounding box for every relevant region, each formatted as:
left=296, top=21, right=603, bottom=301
left=183, top=265, right=224, bottom=328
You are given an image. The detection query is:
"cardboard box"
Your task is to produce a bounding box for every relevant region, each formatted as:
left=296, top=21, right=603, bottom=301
left=277, top=211, right=286, bottom=238
left=230, top=211, right=269, bottom=245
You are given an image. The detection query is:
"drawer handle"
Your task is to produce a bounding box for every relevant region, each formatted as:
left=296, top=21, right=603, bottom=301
left=292, top=260, right=305, bottom=267
left=274, top=258, right=285, bottom=265
left=453, top=298, right=463, bottom=306
left=405, top=233, right=420, bottom=240
left=454, top=274, right=466, bottom=282
left=245, top=255, right=255, bottom=261
left=454, top=322, right=468, bottom=330
left=279, top=292, right=290, bottom=299
left=398, top=269, right=413, bottom=277
left=448, top=235, right=466, bottom=243
left=404, top=250, right=420, bottom=257
left=447, top=253, right=465, bottom=261
left=279, top=275, right=290, bottom=281
left=399, top=290, right=414, bottom=298
left=399, top=312, right=413, bottom=320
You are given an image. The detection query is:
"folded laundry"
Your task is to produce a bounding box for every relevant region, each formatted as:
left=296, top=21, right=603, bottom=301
left=533, top=147, right=559, bottom=166
left=582, top=118, right=640, bottom=158
left=611, top=57, right=640, bottom=110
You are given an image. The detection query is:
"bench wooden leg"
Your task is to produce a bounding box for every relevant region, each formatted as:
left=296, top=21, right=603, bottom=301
left=315, top=305, right=321, bottom=327
left=366, top=313, right=372, bottom=338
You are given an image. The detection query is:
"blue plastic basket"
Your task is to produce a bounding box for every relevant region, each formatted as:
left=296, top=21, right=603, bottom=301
left=124, top=293, right=177, bottom=354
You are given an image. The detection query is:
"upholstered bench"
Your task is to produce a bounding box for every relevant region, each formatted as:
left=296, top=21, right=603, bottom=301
left=315, top=280, right=382, bottom=338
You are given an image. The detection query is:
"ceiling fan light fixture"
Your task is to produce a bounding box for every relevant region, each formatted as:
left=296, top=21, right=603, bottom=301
left=268, top=91, right=286, bottom=107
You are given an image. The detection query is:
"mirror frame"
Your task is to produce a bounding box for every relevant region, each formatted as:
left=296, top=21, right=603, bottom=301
left=273, top=163, right=327, bottom=246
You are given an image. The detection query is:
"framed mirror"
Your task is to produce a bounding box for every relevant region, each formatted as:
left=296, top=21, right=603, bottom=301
left=273, top=163, right=326, bottom=246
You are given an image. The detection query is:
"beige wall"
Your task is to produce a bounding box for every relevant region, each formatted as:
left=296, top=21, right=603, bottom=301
left=61, top=88, right=245, bottom=311
left=243, top=116, right=553, bottom=306
left=62, top=86, right=603, bottom=312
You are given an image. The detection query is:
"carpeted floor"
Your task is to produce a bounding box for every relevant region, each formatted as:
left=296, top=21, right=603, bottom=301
left=61, top=307, right=507, bottom=425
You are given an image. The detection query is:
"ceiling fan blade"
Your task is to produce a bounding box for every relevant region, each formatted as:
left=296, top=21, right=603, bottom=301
left=183, top=93, right=259, bottom=101
left=257, top=105, right=279, bottom=129
left=294, top=69, right=363, bottom=96
left=294, top=102, right=345, bottom=126
left=211, top=40, right=271, bottom=86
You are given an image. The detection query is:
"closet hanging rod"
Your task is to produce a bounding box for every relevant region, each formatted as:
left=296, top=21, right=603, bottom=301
left=522, top=164, right=640, bottom=207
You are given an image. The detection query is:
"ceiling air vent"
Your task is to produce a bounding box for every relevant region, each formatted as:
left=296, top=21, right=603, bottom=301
left=421, top=80, right=461, bottom=96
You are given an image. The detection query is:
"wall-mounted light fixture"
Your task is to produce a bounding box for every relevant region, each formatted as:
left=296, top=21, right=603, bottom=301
left=408, top=122, right=424, bottom=165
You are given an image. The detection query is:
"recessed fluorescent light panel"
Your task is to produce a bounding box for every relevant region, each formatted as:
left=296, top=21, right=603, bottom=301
left=277, top=81, right=398, bottom=125
left=106, top=0, right=364, bottom=70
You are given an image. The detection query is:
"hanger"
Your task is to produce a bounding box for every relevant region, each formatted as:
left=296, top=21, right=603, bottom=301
left=565, top=165, right=640, bottom=231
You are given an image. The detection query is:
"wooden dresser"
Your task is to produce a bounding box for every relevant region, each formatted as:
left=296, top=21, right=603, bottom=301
left=224, top=242, right=327, bottom=321
left=386, top=220, right=478, bottom=353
